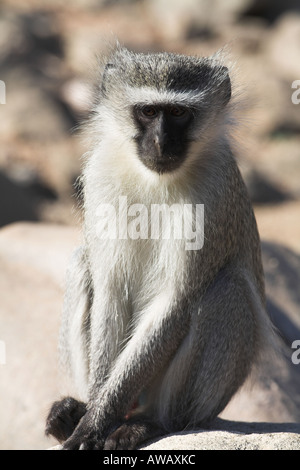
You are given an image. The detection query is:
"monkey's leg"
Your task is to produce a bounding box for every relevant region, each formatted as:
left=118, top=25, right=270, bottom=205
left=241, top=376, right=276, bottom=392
left=59, top=246, right=92, bottom=399
left=103, top=266, right=261, bottom=450
left=154, top=267, right=263, bottom=430
left=62, top=267, right=264, bottom=450
left=46, top=397, right=87, bottom=442
left=46, top=247, right=91, bottom=443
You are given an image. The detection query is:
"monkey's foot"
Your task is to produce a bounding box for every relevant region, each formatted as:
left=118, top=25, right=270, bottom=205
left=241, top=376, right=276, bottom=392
left=103, top=418, right=164, bottom=450
left=62, top=409, right=110, bottom=450
left=46, top=396, right=87, bottom=443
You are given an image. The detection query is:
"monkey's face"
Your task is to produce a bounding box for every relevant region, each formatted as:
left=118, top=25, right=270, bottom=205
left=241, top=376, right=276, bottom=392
left=98, top=48, right=231, bottom=175
left=132, top=103, right=194, bottom=174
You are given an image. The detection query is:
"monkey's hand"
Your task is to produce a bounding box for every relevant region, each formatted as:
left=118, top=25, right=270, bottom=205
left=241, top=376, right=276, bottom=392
left=62, top=408, right=118, bottom=450
left=46, top=397, right=87, bottom=443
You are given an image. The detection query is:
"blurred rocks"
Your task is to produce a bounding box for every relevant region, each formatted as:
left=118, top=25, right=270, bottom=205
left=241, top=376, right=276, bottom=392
left=220, top=239, right=300, bottom=425
left=0, top=172, right=38, bottom=227
left=0, top=1, right=299, bottom=232
left=263, top=242, right=300, bottom=336
left=1, top=68, right=72, bottom=141
left=0, top=8, right=83, bottom=226
left=0, top=222, right=299, bottom=449
left=0, top=2, right=299, bottom=231
left=242, top=167, right=291, bottom=205
left=239, top=0, right=300, bottom=23
left=255, top=201, right=300, bottom=255
left=218, top=240, right=300, bottom=426
left=267, top=14, right=300, bottom=81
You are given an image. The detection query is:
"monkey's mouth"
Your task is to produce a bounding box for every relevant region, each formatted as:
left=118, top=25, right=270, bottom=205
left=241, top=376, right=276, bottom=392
left=140, top=155, right=185, bottom=174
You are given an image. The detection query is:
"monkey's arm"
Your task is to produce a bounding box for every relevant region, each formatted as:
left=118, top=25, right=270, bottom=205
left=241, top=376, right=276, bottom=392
left=58, top=246, right=92, bottom=398
left=63, top=296, right=192, bottom=450
left=60, top=246, right=122, bottom=396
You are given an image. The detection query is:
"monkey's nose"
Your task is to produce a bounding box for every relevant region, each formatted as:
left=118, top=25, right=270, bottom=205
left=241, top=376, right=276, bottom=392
left=153, top=135, right=162, bottom=157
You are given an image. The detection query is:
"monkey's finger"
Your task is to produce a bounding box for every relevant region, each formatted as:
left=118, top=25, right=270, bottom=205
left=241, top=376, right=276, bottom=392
left=103, top=423, right=136, bottom=450
left=62, top=426, right=105, bottom=450
left=62, top=428, right=89, bottom=450
left=79, top=438, right=104, bottom=450
left=62, top=439, right=81, bottom=450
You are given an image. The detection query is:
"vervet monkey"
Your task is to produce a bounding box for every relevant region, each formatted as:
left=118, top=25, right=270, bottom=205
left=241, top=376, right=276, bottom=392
left=46, top=46, right=273, bottom=450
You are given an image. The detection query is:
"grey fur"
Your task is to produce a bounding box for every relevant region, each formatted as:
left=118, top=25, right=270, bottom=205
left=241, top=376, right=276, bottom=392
left=48, top=46, right=275, bottom=450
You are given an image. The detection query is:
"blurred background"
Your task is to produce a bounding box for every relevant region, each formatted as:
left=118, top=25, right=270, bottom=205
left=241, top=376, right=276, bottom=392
left=1, top=0, right=300, bottom=244
left=0, top=0, right=300, bottom=450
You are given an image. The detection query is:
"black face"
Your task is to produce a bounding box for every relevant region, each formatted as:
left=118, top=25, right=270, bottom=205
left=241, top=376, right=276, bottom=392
left=133, top=104, right=194, bottom=174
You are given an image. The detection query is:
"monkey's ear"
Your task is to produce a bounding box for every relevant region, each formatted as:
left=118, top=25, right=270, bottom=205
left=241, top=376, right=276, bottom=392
left=101, top=63, right=116, bottom=95
left=104, top=63, right=115, bottom=73
left=103, top=63, right=115, bottom=80
left=218, top=66, right=231, bottom=106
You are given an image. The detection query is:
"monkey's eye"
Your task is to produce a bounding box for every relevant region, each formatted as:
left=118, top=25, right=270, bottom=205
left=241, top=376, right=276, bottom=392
left=169, top=106, right=187, bottom=118
left=141, top=106, right=158, bottom=118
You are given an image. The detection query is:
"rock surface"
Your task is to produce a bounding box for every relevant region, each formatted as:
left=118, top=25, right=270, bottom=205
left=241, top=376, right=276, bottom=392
left=0, top=223, right=79, bottom=450
left=0, top=222, right=299, bottom=450
left=49, top=430, right=300, bottom=451
left=49, top=422, right=300, bottom=450
left=142, top=428, right=300, bottom=451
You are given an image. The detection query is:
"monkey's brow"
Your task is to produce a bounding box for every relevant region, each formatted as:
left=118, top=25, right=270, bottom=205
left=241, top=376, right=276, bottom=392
left=132, top=102, right=198, bottom=112
left=124, top=86, right=207, bottom=108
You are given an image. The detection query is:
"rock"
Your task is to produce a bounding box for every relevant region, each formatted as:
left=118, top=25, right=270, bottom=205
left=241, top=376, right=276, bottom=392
left=242, top=167, right=291, bottom=204
left=240, top=0, right=300, bottom=23
left=49, top=423, right=300, bottom=450
left=0, top=169, right=60, bottom=228
left=0, top=222, right=299, bottom=449
left=142, top=425, right=300, bottom=450
left=256, top=140, right=300, bottom=201
left=255, top=201, right=300, bottom=255
left=1, top=4, right=299, bottom=232
left=0, top=223, right=80, bottom=450
left=262, top=241, right=300, bottom=338
left=0, top=172, right=38, bottom=227
left=220, top=240, right=300, bottom=424
left=0, top=66, right=72, bottom=142
left=0, top=222, right=80, bottom=287
left=267, top=14, right=300, bottom=81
